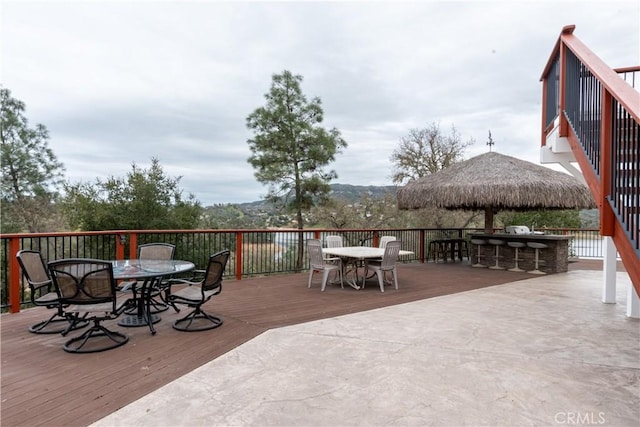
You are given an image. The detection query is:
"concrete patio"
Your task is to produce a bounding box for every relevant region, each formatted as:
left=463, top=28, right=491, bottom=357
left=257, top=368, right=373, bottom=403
left=93, top=270, right=639, bottom=427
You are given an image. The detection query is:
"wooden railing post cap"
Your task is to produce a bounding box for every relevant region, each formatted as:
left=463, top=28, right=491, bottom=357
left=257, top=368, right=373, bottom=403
left=562, top=25, right=576, bottom=35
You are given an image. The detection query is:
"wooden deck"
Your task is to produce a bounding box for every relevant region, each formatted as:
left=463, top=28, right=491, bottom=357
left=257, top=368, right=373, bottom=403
left=0, top=259, right=614, bottom=426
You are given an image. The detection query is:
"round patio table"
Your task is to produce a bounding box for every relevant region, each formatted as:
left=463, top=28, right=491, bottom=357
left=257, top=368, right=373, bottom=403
left=112, top=259, right=195, bottom=335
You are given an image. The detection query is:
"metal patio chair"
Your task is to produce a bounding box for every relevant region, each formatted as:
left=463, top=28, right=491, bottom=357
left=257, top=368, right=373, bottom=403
left=120, top=243, right=176, bottom=314
left=16, top=250, right=88, bottom=335
left=165, top=250, right=230, bottom=332
left=49, top=258, right=133, bottom=353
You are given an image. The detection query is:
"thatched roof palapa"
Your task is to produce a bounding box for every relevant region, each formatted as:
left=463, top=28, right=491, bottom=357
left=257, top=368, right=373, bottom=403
left=396, top=152, right=597, bottom=233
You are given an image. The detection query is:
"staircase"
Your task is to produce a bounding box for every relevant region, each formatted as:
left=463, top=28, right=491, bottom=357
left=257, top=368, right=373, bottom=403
left=540, top=25, right=640, bottom=290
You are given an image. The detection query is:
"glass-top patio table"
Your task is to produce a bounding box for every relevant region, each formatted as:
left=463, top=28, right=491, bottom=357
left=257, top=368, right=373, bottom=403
left=112, top=259, right=195, bottom=334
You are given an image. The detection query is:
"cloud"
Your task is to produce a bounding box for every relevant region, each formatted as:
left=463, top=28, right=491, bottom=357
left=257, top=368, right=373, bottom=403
left=2, top=0, right=638, bottom=204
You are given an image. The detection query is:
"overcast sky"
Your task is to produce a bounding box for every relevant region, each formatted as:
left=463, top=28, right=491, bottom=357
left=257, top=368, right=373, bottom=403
left=2, top=1, right=638, bottom=205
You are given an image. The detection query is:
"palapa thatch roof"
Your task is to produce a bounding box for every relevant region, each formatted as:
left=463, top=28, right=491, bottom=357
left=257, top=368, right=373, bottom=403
left=396, top=151, right=596, bottom=233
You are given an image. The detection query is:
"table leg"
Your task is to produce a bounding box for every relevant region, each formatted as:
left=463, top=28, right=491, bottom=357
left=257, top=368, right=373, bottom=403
left=118, top=277, right=161, bottom=334
left=341, top=258, right=361, bottom=290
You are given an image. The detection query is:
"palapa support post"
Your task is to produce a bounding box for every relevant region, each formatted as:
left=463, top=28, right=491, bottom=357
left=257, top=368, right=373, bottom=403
left=484, top=206, right=494, bottom=234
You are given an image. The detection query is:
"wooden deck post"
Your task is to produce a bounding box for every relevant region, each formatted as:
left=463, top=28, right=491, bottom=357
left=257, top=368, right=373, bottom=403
left=9, top=238, right=21, bottom=313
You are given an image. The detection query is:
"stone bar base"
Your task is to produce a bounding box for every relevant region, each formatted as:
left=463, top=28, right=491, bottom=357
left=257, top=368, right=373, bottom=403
left=470, top=233, right=573, bottom=274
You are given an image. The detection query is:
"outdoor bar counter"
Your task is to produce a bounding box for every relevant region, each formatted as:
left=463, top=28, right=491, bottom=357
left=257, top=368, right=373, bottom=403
left=470, top=233, right=573, bottom=274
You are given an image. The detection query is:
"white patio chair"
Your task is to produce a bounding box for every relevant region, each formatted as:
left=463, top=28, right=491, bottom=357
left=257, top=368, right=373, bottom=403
left=378, top=236, right=396, bottom=248
left=325, top=235, right=343, bottom=248
left=364, top=240, right=401, bottom=292
left=371, top=236, right=397, bottom=263
left=307, top=239, right=343, bottom=291
left=323, top=235, right=344, bottom=265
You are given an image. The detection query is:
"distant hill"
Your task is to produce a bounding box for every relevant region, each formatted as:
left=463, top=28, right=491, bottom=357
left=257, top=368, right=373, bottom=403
left=234, top=184, right=397, bottom=210
left=326, top=183, right=398, bottom=202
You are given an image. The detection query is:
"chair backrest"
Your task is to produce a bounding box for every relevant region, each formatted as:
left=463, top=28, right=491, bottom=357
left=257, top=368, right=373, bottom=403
left=307, top=239, right=326, bottom=268
left=379, top=236, right=396, bottom=248
left=381, top=241, right=402, bottom=269
left=202, top=250, right=230, bottom=293
left=16, top=250, right=52, bottom=294
left=138, top=243, right=175, bottom=260
left=48, top=259, right=117, bottom=306
left=325, top=236, right=343, bottom=248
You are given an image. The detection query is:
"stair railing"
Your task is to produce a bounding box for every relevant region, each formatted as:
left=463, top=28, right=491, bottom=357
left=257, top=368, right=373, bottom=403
left=540, top=25, right=640, bottom=288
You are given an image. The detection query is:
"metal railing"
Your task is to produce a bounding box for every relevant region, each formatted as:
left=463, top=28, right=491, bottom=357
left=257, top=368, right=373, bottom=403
left=615, top=66, right=640, bottom=90
left=1, top=227, right=602, bottom=313
left=540, top=25, right=640, bottom=288
left=564, top=48, right=603, bottom=176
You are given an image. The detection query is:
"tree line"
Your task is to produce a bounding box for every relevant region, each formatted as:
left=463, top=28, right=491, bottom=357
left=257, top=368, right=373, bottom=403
left=1, top=74, right=582, bottom=236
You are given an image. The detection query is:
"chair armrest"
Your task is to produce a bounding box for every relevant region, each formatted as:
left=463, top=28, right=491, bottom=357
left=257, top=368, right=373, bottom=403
left=31, top=279, right=54, bottom=293
left=115, top=290, right=135, bottom=300
left=162, top=268, right=204, bottom=286
left=187, top=269, right=207, bottom=281
left=115, top=293, right=136, bottom=312
left=118, top=280, right=137, bottom=292
left=166, top=277, right=202, bottom=287
left=323, top=256, right=342, bottom=266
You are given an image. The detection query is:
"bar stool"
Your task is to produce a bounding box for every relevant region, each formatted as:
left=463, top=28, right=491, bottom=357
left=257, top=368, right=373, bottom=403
left=507, top=241, right=526, bottom=272
left=527, top=242, right=548, bottom=274
left=455, top=239, right=470, bottom=261
left=488, top=238, right=506, bottom=270
left=429, top=239, right=446, bottom=263
left=470, top=238, right=487, bottom=267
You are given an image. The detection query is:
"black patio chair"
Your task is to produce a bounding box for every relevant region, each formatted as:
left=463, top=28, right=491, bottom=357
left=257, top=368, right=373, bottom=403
left=119, top=243, right=176, bottom=314
left=165, top=250, right=229, bottom=332
left=48, top=258, right=133, bottom=353
left=16, top=250, right=88, bottom=335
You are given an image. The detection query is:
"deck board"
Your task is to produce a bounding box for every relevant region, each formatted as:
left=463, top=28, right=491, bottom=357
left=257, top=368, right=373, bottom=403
left=0, top=259, right=614, bottom=426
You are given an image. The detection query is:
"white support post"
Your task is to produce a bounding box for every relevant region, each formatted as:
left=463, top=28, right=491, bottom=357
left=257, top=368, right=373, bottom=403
left=602, top=237, right=617, bottom=304
left=627, top=283, right=640, bottom=318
